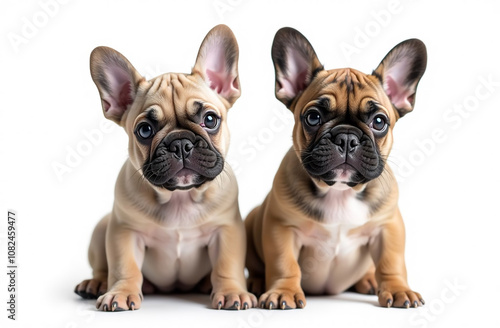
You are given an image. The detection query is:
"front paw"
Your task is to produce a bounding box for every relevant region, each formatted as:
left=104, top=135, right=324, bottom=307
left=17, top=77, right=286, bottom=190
left=259, top=287, right=306, bottom=310
left=378, top=284, right=424, bottom=308
left=96, top=289, right=143, bottom=312
left=211, top=290, right=257, bottom=310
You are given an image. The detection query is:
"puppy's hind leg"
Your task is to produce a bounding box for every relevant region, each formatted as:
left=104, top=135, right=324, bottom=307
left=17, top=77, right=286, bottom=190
left=75, top=214, right=110, bottom=299
left=245, top=207, right=265, bottom=297
left=247, top=272, right=265, bottom=297
left=350, top=264, right=378, bottom=295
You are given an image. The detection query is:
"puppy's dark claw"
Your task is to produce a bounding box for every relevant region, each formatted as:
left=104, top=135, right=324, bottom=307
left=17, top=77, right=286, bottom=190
left=243, top=302, right=249, bottom=310
left=413, top=301, right=418, bottom=308
left=269, top=301, right=274, bottom=310
left=217, top=301, right=222, bottom=310
left=420, top=299, right=425, bottom=305
left=76, top=290, right=91, bottom=299
left=386, top=299, right=392, bottom=308
left=404, top=300, right=410, bottom=309
left=298, top=300, right=304, bottom=308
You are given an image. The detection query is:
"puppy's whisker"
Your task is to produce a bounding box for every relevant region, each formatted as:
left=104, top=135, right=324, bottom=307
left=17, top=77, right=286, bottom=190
left=130, top=167, right=148, bottom=185
left=130, top=164, right=155, bottom=186
left=214, top=164, right=230, bottom=190
left=377, top=159, right=396, bottom=196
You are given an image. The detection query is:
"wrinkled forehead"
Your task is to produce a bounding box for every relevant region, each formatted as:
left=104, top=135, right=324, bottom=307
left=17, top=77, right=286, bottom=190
left=131, top=73, right=225, bottom=122
left=295, top=68, right=395, bottom=120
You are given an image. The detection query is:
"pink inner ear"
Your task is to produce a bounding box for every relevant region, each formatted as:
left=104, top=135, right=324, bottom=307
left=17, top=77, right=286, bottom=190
left=203, top=45, right=239, bottom=99
left=102, top=99, right=111, bottom=112
left=102, top=65, right=134, bottom=116
left=385, top=75, right=412, bottom=110
left=276, top=48, right=310, bottom=100
left=384, top=60, right=414, bottom=112
left=118, top=81, right=133, bottom=108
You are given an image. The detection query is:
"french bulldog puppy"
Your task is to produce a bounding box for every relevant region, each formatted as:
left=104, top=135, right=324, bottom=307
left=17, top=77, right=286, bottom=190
left=245, top=27, right=427, bottom=309
left=75, top=25, right=256, bottom=311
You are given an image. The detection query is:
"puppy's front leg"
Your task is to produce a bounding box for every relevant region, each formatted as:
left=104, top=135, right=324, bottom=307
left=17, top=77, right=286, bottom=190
left=370, top=208, right=424, bottom=308
left=208, top=220, right=257, bottom=310
left=96, top=215, right=145, bottom=312
left=260, top=222, right=305, bottom=310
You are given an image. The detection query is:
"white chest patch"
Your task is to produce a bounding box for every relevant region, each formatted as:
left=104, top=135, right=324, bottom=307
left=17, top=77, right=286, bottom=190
left=139, top=190, right=216, bottom=291
left=157, top=190, right=204, bottom=227
left=296, top=188, right=377, bottom=294
left=297, top=188, right=373, bottom=258
left=320, top=188, right=370, bottom=226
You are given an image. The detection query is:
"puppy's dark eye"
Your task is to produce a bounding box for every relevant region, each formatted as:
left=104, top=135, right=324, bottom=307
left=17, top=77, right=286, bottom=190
left=136, top=123, right=154, bottom=140
left=371, top=115, right=388, bottom=132
left=202, top=112, right=219, bottom=130
left=305, top=111, right=321, bottom=127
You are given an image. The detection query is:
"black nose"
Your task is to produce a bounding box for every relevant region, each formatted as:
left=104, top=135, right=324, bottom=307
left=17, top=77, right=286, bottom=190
left=333, top=133, right=360, bottom=155
left=168, top=139, right=194, bottom=159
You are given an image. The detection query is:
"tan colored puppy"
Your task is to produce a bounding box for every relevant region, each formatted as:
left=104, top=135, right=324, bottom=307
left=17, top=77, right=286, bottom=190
left=245, top=28, right=427, bottom=309
left=74, top=25, right=256, bottom=311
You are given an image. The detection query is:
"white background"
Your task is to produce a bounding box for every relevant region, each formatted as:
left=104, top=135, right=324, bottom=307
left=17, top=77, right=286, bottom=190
left=1, top=0, right=499, bottom=327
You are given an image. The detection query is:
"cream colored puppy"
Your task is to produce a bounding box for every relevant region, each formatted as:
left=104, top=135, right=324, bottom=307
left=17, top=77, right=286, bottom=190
left=75, top=25, right=256, bottom=311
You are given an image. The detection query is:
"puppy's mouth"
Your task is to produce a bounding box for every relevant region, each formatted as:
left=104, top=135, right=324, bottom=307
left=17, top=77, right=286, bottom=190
left=301, top=125, right=384, bottom=187
left=320, top=164, right=368, bottom=187
left=142, top=130, right=224, bottom=191
left=163, top=168, right=207, bottom=190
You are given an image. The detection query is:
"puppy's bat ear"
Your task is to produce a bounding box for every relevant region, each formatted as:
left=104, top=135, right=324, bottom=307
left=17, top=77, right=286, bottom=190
left=373, top=39, right=427, bottom=118
left=192, top=24, right=240, bottom=107
left=271, top=27, right=323, bottom=108
left=90, top=47, right=144, bottom=125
